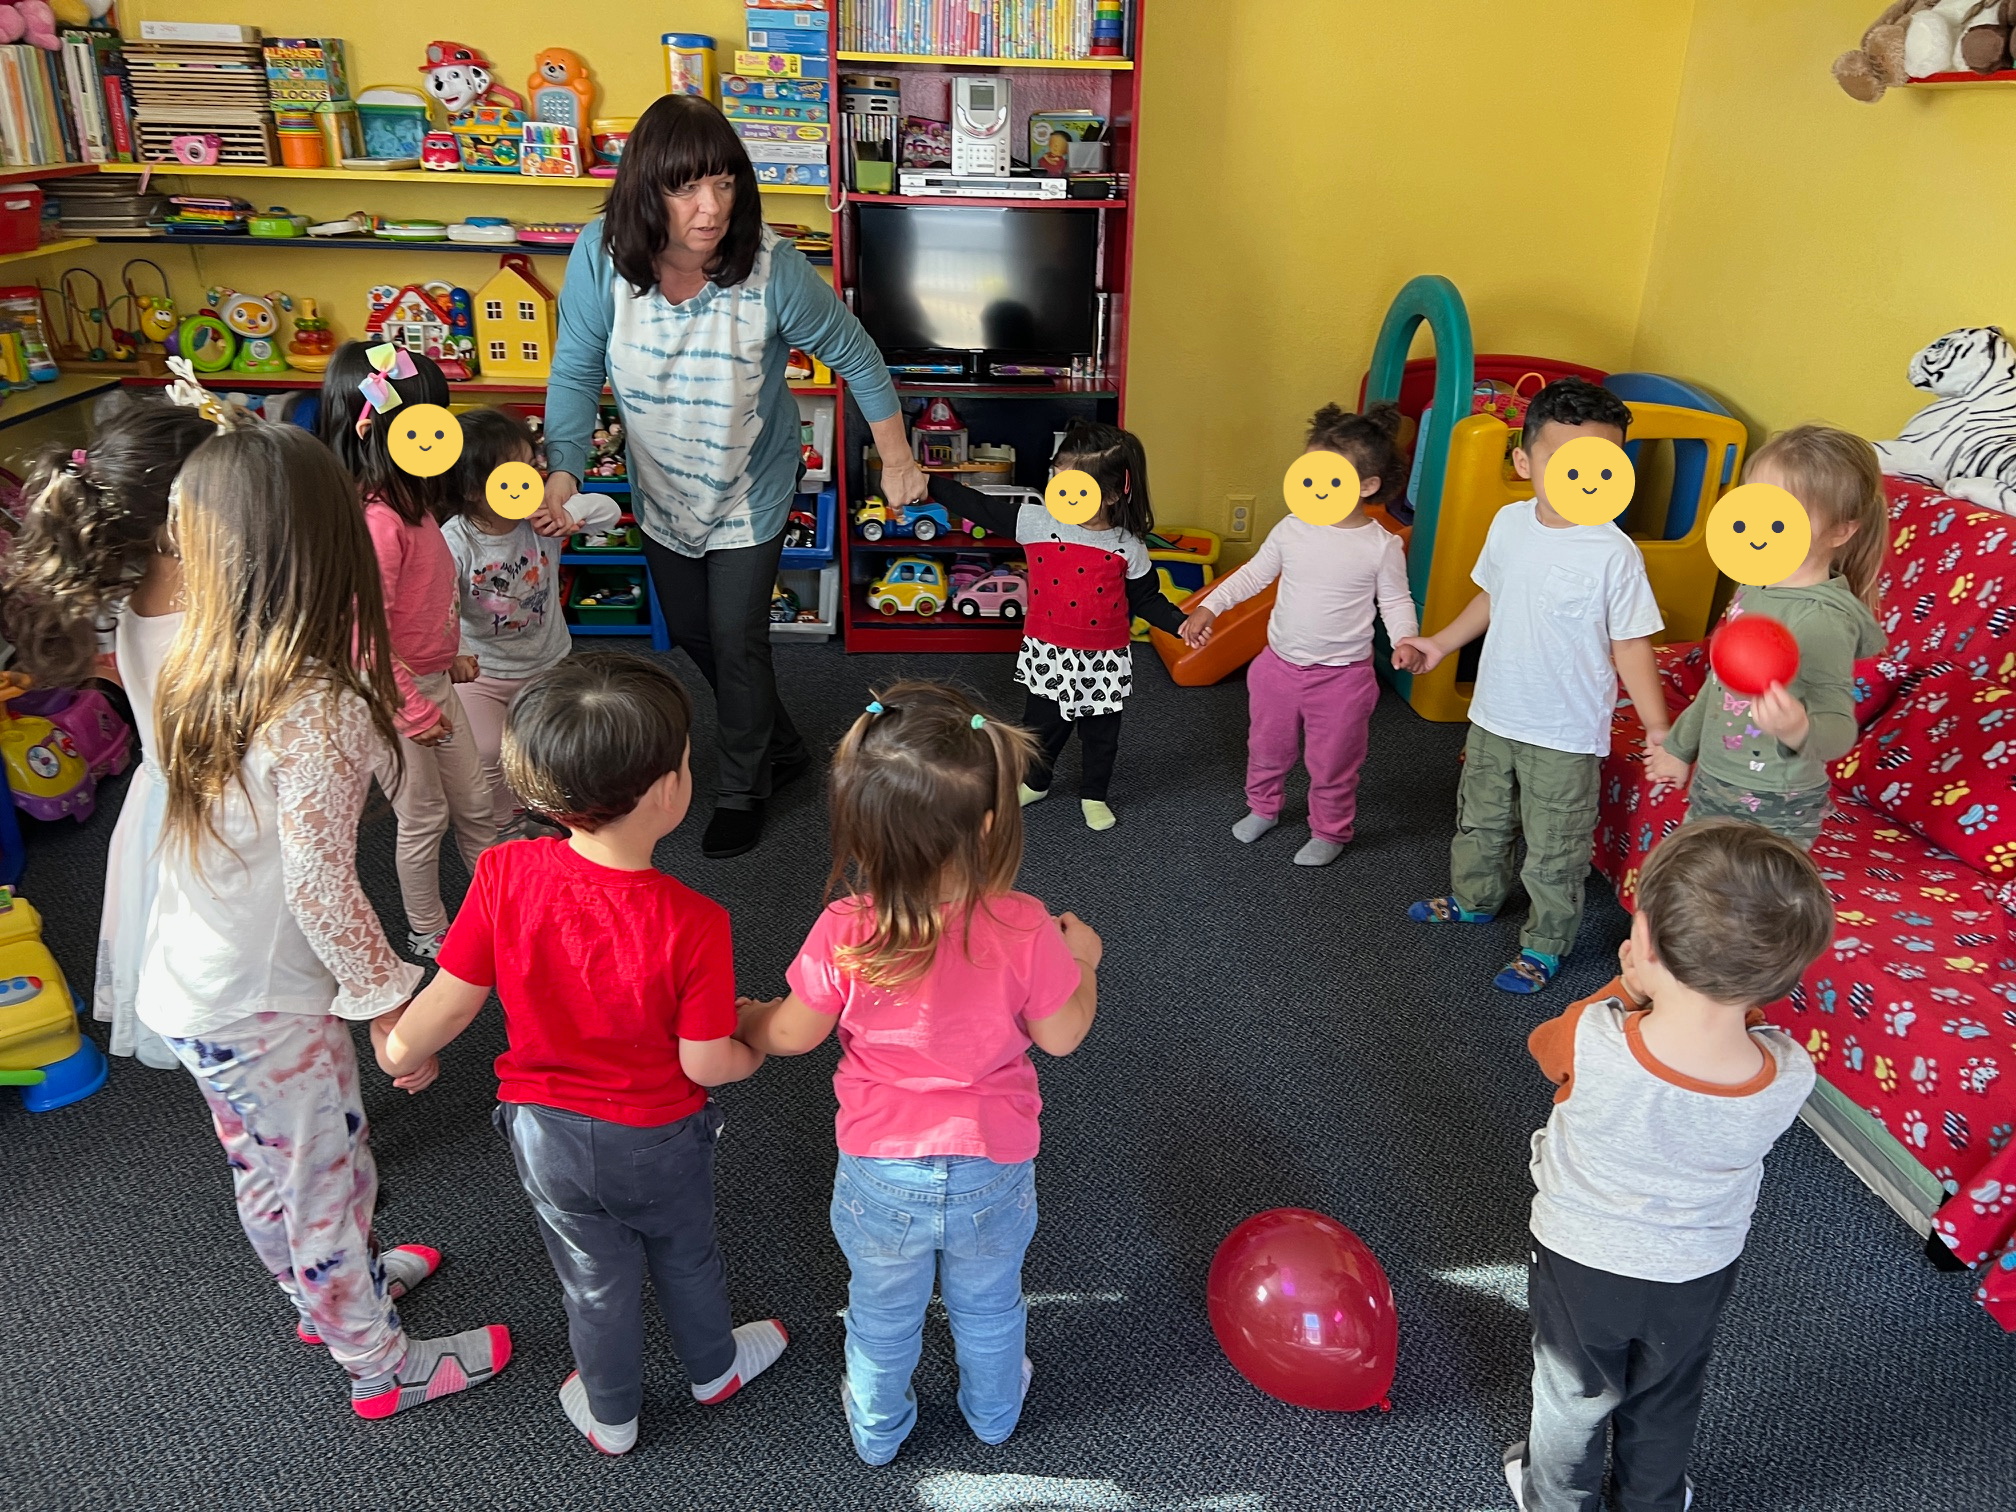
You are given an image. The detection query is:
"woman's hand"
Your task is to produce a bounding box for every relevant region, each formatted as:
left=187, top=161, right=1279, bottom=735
left=1180, top=607, right=1217, bottom=648
left=542, top=470, right=581, bottom=520
left=1750, top=682, right=1811, bottom=750
left=450, top=654, right=480, bottom=684
left=880, top=455, right=930, bottom=508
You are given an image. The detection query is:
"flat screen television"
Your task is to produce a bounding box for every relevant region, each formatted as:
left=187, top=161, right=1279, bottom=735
left=853, top=204, right=1099, bottom=364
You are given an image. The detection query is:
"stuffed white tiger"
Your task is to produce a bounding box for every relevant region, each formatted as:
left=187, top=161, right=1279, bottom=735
left=1874, top=325, right=2016, bottom=516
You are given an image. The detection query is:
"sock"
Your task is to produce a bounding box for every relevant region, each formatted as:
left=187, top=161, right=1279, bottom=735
left=1231, top=811, right=1278, bottom=843
left=1081, top=799, right=1116, bottom=831
left=351, top=1324, right=510, bottom=1419
left=1493, top=950, right=1563, bottom=995
left=559, top=1370, right=638, bottom=1455
left=1018, top=782, right=1049, bottom=807
left=692, top=1319, right=789, bottom=1404
left=1407, top=895, right=1494, bottom=924
left=1293, top=837, right=1345, bottom=867
left=299, top=1244, right=441, bottom=1344
left=406, top=930, right=445, bottom=960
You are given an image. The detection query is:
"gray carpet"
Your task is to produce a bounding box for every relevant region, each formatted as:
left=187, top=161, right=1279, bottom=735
left=2, top=642, right=2009, bottom=1512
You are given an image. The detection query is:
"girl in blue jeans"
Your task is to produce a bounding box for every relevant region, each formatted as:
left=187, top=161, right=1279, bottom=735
left=737, top=682, right=1103, bottom=1463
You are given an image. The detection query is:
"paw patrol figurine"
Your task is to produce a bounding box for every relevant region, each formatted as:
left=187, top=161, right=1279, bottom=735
left=207, top=287, right=295, bottom=376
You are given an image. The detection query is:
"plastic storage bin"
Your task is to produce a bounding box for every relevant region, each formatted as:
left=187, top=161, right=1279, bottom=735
left=771, top=563, right=839, bottom=641
left=356, top=86, right=433, bottom=161
left=567, top=567, right=647, bottom=625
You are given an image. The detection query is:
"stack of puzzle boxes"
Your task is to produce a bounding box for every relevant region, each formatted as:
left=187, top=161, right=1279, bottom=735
left=730, top=0, right=830, bottom=189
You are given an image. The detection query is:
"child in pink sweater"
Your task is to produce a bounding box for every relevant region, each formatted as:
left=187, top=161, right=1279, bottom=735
left=1182, top=404, right=1418, bottom=865
left=324, top=344, right=494, bottom=957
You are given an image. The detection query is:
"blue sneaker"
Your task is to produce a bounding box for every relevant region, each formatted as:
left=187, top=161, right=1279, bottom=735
left=1494, top=950, right=1562, bottom=994
left=1408, top=895, right=1494, bottom=924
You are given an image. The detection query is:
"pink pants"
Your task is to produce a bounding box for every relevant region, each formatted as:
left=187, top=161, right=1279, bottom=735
left=1245, top=647, right=1379, bottom=845
left=453, top=672, right=533, bottom=829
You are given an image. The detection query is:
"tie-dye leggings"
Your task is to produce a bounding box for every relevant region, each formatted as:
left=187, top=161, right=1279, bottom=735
left=165, top=1011, right=408, bottom=1380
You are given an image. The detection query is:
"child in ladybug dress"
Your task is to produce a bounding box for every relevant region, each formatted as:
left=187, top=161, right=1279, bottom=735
left=923, top=421, right=1185, bottom=830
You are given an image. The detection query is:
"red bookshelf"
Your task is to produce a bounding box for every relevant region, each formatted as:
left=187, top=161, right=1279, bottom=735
left=828, top=3, right=1145, bottom=653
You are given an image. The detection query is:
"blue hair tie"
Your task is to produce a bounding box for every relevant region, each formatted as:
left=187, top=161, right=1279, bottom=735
left=970, top=714, right=986, bottom=729
left=865, top=701, right=883, bottom=715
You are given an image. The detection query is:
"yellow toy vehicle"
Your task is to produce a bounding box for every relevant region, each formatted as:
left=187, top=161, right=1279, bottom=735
left=0, top=887, right=105, bottom=1111
left=868, top=556, right=948, bottom=617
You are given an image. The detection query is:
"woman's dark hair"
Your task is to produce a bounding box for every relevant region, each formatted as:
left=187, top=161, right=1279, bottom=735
left=1307, top=402, right=1406, bottom=505
left=451, top=407, right=537, bottom=521
left=1053, top=419, right=1154, bottom=539
left=1521, top=376, right=1633, bottom=445
left=320, top=341, right=454, bottom=526
left=503, top=652, right=694, bottom=832
left=0, top=399, right=216, bottom=684
left=604, top=94, right=762, bottom=297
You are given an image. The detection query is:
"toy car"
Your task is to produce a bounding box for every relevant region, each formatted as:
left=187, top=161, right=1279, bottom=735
left=854, top=496, right=988, bottom=543
left=868, top=556, right=947, bottom=617
left=783, top=509, right=819, bottom=549
left=947, top=552, right=994, bottom=593
left=953, top=568, right=1027, bottom=621
left=770, top=584, right=800, bottom=622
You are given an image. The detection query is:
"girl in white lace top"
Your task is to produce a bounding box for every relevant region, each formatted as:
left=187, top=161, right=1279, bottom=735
left=135, top=422, right=512, bottom=1420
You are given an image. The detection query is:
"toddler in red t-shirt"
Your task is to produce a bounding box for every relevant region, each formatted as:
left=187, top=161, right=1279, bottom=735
left=375, top=652, right=785, bottom=1455
left=738, top=681, right=1102, bottom=1465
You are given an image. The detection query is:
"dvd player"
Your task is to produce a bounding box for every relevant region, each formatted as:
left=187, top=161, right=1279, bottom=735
left=895, top=171, right=1069, bottom=200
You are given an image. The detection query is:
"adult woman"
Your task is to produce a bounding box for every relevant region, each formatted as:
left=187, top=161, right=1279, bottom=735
left=545, top=94, right=927, bottom=858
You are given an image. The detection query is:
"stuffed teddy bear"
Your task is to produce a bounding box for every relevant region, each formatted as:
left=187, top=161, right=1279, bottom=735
left=1960, top=0, right=2016, bottom=68
left=1835, top=0, right=1937, bottom=101
left=49, top=0, right=116, bottom=24
left=1874, top=326, right=2016, bottom=517
left=0, top=1, right=63, bottom=49
left=1903, top=0, right=1998, bottom=76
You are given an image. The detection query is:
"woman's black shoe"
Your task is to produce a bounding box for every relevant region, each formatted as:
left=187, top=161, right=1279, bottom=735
left=702, top=803, right=765, bottom=859
left=771, top=747, right=814, bottom=794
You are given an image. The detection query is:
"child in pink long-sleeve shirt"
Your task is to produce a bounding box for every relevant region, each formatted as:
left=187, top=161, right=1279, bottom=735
left=324, top=344, right=494, bottom=956
left=1182, top=404, right=1418, bottom=866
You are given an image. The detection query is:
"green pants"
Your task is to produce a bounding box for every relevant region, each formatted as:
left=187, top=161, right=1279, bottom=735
left=1449, top=725, right=1601, bottom=959
left=1683, top=768, right=1829, bottom=850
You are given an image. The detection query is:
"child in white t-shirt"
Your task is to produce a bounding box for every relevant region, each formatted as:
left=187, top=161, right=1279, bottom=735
left=1393, top=378, right=1669, bottom=994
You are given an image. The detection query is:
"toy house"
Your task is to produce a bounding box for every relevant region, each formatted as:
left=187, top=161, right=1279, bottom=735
left=474, top=254, right=556, bottom=379
left=364, top=281, right=475, bottom=379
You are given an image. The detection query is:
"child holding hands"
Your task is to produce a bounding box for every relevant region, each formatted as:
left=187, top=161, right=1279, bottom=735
left=1394, top=378, right=1670, bottom=993
left=1645, top=426, right=1887, bottom=848
left=1505, top=820, right=1832, bottom=1511
left=737, top=683, right=1100, bottom=1466
left=443, top=406, right=622, bottom=837
left=1181, top=402, right=1418, bottom=865
left=375, top=653, right=786, bottom=1455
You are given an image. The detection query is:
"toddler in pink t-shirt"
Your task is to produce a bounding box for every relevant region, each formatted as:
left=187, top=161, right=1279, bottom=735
left=737, top=681, right=1101, bottom=1466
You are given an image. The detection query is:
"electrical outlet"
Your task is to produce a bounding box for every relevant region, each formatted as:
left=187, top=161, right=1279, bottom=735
left=1227, top=491, right=1255, bottom=540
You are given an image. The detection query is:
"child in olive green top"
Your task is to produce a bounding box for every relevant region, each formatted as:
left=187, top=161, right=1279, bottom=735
left=1647, top=427, right=1889, bottom=847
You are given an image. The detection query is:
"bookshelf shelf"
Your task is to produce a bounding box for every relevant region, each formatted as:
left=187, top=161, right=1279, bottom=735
left=834, top=52, right=1132, bottom=70
left=0, top=163, right=96, bottom=185
left=94, top=232, right=570, bottom=256
left=0, top=235, right=95, bottom=266
left=0, top=371, right=119, bottom=432
left=96, top=162, right=827, bottom=194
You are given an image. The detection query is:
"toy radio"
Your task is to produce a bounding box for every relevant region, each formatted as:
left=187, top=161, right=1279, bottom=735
left=950, top=75, right=1010, bottom=176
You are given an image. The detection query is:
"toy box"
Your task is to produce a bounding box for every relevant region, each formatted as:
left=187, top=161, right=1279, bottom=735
left=723, top=74, right=828, bottom=103
left=745, top=28, right=831, bottom=56
left=735, top=121, right=828, bottom=142
left=752, top=161, right=830, bottom=187
left=746, top=5, right=829, bottom=31
left=454, top=105, right=525, bottom=173
left=743, top=138, right=826, bottom=164
left=521, top=121, right=584, bottom=177
left=264, top=38, right=349, bottom=103
left=735, top=51, right=831, bottom=79
left=724, top=99, right=830, bottom=125
left=568, top=568, right=646, bottom=624
left=356, top=85, right=433, bottom=161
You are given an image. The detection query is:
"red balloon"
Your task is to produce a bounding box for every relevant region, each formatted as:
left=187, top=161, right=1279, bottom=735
left=1710, top=613, right=1800, bottom=697
left=1206, top=1208, right=1397, bottom=1412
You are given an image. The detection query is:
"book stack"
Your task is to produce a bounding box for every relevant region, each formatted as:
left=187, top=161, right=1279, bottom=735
left=127, top=21, right=275, bottom=166
left=735, top=2, right=830, bottom=188
left=0, top=30, right=134, bottom=168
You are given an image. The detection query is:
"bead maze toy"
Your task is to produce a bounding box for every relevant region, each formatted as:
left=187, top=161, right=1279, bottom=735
left=0, top=887, right=107, bottom=1111
left=1153, top=277, right=1746, bottom=720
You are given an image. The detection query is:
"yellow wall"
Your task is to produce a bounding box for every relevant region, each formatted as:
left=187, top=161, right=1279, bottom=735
left=1126, top=2, right=1695, bottom=563
left=1632, top=0, right=2015, bottom=441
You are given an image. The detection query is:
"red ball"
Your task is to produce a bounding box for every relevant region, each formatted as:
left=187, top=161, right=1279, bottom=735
left=1710, top=613, right=1800, bottom=697
left=1206, top=1208, right=1397, bottom=1412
